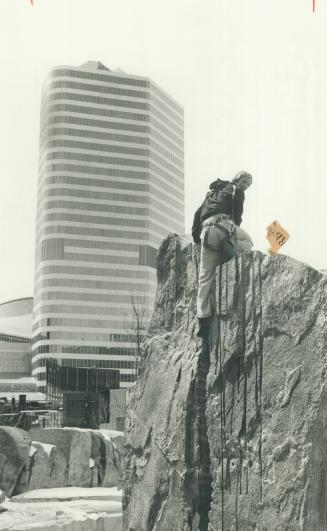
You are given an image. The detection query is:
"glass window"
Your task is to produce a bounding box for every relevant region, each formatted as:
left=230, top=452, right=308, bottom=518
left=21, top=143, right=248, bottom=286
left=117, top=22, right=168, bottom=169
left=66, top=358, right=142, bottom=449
left=41, top=238, right=65, bottom=260
left=47, top=91, right=148, bottom=110
left=46, top=151, right=149, bottom=169
left=41, top=163, right=148, bottom=180
left=45, top=139, right=149, bottom=157
left=48, top=103, right=149, bottom=123
left=41, top=175, right=148, bottom=193
left=49, top=79, right=148, bottom=99
left=139, top=245, right=158, bottom=269
left=42, top=199, right=148, bottom=215
left=41, top=114, right=150, bottom=134
left=150, top=82, right=183, bottom=116
left=35, top=264, right=151, bottom=279
left=51, top=68, right=149, bottom=88
left=41, top=127, right=150, bottom=145
left=43, top=188, right=150, bottom=206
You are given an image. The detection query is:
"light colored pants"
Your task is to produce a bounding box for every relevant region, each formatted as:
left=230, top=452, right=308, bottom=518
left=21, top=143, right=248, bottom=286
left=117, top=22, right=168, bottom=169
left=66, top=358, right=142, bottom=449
left=196, top=222, right=253, bottom=318
left=197, top=221, right=231, bottom=318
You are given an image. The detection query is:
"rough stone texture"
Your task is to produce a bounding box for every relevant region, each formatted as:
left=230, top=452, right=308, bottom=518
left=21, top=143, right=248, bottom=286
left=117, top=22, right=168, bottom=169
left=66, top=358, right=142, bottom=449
left=0, top=427, right=123, bottom=497
left=123, top=235, right=327, bottom=531
left=1, top=487, right=122, bottom=531
left=28, top=441, right=66, bottom=490
left=95, top=430, right=124, bottom=488
left=29, top=428, right=86, bottom=487
left=28, top=428, right=123, bottom=490
left=0, top=427, right=31, bottom=497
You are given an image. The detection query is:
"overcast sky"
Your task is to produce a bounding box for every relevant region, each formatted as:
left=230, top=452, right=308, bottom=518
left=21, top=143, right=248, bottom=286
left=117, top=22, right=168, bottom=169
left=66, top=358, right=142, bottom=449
left=0, top=0, right=326, bottom=303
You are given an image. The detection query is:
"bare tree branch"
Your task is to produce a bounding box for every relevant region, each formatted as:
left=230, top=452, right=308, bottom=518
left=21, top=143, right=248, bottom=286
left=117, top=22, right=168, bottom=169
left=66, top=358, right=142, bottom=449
left=124, top=289, right=149, bottom=379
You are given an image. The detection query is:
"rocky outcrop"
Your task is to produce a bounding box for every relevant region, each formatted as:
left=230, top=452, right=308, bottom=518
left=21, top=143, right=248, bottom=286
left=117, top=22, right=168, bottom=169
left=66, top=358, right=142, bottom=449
left=95, top=430, right=123, bottom=488
left=28, top=441, right=66, bottom=490
left=123, top=235, right=327, bottom=531
left=0, top=427, right=30, bottom=496
left=0, top=427, right=123, bottom=496
left=28, top=428, right=124, bottom=489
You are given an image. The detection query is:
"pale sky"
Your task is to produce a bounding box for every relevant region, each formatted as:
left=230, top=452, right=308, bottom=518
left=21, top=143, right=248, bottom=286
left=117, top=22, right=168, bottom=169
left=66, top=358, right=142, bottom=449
left=0, top=0, right=326, bottom=303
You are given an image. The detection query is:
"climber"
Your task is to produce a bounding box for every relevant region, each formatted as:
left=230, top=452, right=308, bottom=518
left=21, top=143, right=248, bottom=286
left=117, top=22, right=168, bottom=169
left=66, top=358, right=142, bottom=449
left=192, top=171, right=253, bottom=337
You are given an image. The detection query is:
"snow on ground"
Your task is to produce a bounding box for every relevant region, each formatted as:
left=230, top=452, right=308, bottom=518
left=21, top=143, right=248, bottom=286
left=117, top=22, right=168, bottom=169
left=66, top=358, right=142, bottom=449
left=13, top=486, right=122, bottom=502
left=0, top=488, right=122, bottom=531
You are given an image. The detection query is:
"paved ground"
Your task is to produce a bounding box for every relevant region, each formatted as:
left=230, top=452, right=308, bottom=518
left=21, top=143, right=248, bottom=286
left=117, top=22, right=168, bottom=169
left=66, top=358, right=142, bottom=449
left=0, top=487, right=122, bottom=531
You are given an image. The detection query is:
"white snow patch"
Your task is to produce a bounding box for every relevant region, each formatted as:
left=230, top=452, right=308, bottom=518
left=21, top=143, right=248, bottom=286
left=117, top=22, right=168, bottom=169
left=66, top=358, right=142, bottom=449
left=1, top=488, right=122, bottom=530
left=32, top=441, right=56, bottom=457
left=29, top=446, right=37, bottom=458
left=12, top=486, right=122, bottom=502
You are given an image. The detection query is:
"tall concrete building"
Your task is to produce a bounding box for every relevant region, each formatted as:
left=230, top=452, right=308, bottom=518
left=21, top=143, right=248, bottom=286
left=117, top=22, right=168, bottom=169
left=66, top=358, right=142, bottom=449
left=32, top=61, right=184, bottom=391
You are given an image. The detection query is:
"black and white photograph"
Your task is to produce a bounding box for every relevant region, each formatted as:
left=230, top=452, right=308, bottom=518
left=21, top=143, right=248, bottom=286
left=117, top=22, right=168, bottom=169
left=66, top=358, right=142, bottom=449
left=0, top=1, right=326, bottom=529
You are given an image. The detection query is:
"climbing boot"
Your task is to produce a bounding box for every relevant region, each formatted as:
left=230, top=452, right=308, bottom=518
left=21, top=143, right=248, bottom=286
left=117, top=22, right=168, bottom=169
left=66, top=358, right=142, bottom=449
left=197, top=317, right=210, bottom=338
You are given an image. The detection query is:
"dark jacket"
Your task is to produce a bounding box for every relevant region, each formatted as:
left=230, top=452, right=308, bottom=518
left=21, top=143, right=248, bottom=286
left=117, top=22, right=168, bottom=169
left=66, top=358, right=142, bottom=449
left=192, top=179, right=245, bottom=243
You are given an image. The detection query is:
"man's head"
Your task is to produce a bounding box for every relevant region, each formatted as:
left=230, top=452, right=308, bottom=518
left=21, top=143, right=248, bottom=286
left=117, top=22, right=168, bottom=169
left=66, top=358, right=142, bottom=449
left=232, top=171, right=253, bottom=191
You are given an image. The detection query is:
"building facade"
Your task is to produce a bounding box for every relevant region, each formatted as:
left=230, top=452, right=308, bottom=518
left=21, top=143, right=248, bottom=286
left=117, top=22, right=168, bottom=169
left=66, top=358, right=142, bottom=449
left=32, top=61, right=184, bottom=391
left=0, top=298, right=40, bottom=399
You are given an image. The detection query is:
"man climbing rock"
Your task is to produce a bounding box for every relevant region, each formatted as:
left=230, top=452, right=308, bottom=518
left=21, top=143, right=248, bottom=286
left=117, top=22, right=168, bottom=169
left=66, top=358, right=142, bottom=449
left=192, top=171, right=253, bottom=337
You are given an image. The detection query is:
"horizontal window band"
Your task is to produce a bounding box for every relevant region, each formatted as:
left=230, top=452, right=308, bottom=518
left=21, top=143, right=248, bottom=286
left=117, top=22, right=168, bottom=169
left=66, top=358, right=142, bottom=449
left=32, top=301, right=152, bottom=315
left=44, top=138, right=149, bottom=157
left=41, top=127, right=150, bottom=145
left=38, top=164, right=184, bottom=201
left=39, top=175, right=149, bottom=192
left=36, top=212, right=183, bottom=240
left=42, top=114, right=150, bottom=134
left=39, top=162, right=149, bottom=180
left=34, top=264, right=155, bottom=279
left=47, top=90, right=148, bottom=110
left=149, top=81, right=183, bottom=116
left=35, top=222, right=167, bottom=246
left=34, top=279, right=154, bottom=295
left=44, top=104, right=183, bottom=148
left=46, top=79, right=183, bottom=124
left=49, top=69, right=183, bottom=115
left=39, top=199, right=148, bottom=214
left=36, top=201, right=184, bottom=231
left=37, top=180, right=184, bottom=211
left=37, top=232, right=151, bottom=246
left=37, top=191, right=183, bottom=222
left=41, top=150, right=184, bottom=186
left=46, top=91, right=183, bottom=135
left=41, top=136, right=184, bottom=174
left=49, top=68, right=149, bottom=88
left=41, top=115, right=184, bottom=158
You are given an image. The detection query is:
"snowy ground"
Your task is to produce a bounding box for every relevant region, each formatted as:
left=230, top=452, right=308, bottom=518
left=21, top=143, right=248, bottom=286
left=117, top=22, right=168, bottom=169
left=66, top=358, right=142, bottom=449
left=0, top=487, right=122, bottom=531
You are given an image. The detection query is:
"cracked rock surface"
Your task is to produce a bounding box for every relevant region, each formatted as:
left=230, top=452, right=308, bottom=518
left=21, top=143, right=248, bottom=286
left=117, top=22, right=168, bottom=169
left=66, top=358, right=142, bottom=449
left=123, top=235, right=327, bottom=531
left=0, top=428, right=123, bottom=496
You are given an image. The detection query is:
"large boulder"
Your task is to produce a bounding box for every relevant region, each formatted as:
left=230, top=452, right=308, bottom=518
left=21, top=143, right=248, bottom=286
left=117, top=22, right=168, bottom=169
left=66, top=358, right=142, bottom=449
left=28, top=441, right=66, bottom=490
left=0, top=427, right=31, bottom=497
left=95, top=430, right=124, bottom=488
left=28, top=428, right=124, bottom=490
left=207, top=251, right=327, bottom=531
left=0, top=426, right=124, bottom=497
left=123, top=235, right=327, bottom=531
left=29, top=428, right=94, bottom=487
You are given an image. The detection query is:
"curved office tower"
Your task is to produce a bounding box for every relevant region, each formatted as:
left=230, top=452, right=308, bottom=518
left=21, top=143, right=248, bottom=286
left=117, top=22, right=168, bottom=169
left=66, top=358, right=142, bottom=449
left=32, top=61, right=184, bottom=392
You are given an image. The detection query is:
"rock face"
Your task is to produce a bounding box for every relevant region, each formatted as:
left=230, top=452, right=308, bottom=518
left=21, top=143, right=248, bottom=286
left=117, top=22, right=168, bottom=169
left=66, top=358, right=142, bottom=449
left=28, top=441, right=66, bottom=490
left=0, top=427, right=30, bottom=496
left=123, top=235, right=327, bottom=531
left=0, top=427, right=123, bottom=496
left=28, top=428, right=124, bottom=489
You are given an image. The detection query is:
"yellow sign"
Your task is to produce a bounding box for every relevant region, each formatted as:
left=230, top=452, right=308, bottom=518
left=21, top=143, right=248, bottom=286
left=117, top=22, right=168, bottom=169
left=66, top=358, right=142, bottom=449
left=266, top=221, right=289, bottom=256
